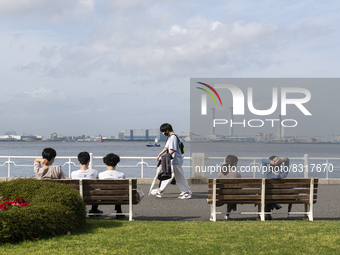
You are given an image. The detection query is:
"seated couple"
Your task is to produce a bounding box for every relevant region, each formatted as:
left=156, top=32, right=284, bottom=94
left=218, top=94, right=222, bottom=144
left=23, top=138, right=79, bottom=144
left=34, top=148, right=125, bottom=219
left=218, top=155, right=290, bottom=220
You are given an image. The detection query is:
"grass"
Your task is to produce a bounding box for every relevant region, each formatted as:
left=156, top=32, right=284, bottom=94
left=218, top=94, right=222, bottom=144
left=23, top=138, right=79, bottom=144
left=1, top=220, right=340, bottom=254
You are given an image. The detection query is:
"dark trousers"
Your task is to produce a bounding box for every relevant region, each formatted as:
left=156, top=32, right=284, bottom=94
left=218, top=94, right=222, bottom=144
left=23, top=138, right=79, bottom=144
left=91, top=204, right=121, bottom=213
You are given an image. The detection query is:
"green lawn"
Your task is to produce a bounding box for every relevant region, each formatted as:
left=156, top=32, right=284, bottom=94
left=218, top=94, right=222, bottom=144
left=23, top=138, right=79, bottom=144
left=1, top=220, right=340, bottom=254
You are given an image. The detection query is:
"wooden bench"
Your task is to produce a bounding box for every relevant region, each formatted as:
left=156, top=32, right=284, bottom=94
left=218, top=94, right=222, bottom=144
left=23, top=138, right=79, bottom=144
left=208, top=178, right=318, bottom=221
left=48, top=179, right=138, bottom=221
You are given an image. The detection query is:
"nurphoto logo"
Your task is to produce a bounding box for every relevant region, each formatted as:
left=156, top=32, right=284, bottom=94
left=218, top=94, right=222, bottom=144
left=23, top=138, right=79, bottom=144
left=196, top=81, right=312, bottom=129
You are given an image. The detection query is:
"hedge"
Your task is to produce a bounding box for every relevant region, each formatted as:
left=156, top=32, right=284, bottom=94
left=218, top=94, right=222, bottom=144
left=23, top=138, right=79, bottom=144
left=0, top=178, right=86, bottom=244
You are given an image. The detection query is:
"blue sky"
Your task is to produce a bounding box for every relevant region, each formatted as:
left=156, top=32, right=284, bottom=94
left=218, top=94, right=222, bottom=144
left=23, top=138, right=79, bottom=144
left=0, top=0, right=339, bottom=137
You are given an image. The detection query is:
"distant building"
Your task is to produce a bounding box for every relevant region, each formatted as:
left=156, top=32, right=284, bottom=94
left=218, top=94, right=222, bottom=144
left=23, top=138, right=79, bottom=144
left=118, top=132, right=124, bottom=140
left=51, top=133, right=58, bottom=141
left=123, top=129, right=159, bottom=140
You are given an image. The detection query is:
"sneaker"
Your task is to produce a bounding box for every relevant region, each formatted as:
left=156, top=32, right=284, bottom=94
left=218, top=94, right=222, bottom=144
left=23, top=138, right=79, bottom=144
left=224, top=214, right=230, bottom=220
left=151, top=189, right=158, bottom=195
left=275, top=204, right=282, bottom=210
left=178, top=193, right=191, bottom=199
left=155, top=192, right=163, bottom=198
left=180, top=191, right=192, bottom=196
left=89, top=209, right=103, bottom=214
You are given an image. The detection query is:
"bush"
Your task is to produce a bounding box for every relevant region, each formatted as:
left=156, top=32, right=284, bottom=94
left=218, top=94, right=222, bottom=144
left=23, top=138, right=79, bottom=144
left=0, top=178, right=86, bottom=244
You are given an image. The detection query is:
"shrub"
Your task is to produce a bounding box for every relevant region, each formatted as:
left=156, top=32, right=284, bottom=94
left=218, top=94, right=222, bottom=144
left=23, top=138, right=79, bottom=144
left=0, top=178, right=86, bottom=244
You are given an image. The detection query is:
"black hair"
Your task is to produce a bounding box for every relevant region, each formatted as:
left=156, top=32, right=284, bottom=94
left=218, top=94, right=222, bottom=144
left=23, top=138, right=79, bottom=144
left=221, top=155, right=238, bottom=175
left=103, top=153, right=120, bottom=167
left=42, top=148, right=57, bottom=161
left=160, top=123, right=173, bottom=132
left=269, top=155, right=277, bottom=160
left=78, top=151, right=90, bottom=165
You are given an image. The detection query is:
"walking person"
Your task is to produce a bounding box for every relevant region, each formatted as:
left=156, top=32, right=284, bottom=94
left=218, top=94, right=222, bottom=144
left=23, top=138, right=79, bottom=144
left=153, top=123, right=191, bottom=199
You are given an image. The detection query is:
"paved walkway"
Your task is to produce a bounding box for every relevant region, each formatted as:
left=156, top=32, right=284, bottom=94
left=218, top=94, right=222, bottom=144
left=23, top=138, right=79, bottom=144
left=88, top=184, right=340, bottom=221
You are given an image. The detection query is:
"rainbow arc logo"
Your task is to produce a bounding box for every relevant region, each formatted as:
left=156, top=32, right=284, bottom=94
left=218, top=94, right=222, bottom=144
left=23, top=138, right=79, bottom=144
left=196, top=82, right=223, bottom=115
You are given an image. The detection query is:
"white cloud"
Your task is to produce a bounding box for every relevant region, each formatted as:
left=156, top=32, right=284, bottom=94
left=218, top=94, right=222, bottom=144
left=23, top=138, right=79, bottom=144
left=24, top=87, right=52, bottom=98
left=29, top=16, right=295, bottom=78
left=0, top=0, right=95, bottom=23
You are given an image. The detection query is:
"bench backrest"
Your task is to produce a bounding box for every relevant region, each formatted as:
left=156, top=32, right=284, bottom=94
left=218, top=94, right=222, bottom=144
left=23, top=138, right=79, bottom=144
left=209, top=179, right=263, bottom=206
left=265, top=178, right=318, bottom=204
left=208, top=178, right=318, bottom=206
left=46, top=179, right=138, bottom=205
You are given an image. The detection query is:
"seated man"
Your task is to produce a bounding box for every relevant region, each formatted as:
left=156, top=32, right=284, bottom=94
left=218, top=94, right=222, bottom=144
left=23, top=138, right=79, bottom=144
left=262, top=155, right=290, bottom=220
left=34, top=147, right=66, bottom=179
left=71, top=151, right=102, bottom=214
left=99, top=153, right=125, bottom=219
left=218, top=155, right=241, bottom=220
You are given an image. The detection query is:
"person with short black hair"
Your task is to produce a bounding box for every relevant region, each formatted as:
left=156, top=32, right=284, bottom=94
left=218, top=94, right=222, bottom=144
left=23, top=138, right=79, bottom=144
left=218, top=155, right=242, bottom=219
left=99, top=153, right=125, bottom=219
left=154, top=123, right=191, bottom=199
left=34, top=148, right=66, bottom=179
left=71, top=151, right=102, bottom=214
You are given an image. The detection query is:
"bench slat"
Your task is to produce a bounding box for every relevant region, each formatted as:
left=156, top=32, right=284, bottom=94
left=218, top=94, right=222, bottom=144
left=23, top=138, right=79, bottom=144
left=215, top=201, right=262, bottom=205
left=84, top=190, right=136, bottom=195
left=209, top=179, right=263, bottom=184
left=85, top=196, right=129, bottom=200
left=212, top=195, right=262, bottom=200
left=265, top=189, right=317, bottom=194
left=82, top=179, right=137, bottom=184
left=265, top=183, right=313, bottom=188
left=212, top=184, right=262, bottom=188
left=265, top=178, right=313, bottom=183
left=208, top=189, right=261, bottom=195
left=264, top=200, right=317, bottom=204
left=83, top=184, right=137, bottom=190
left=265, top=195, right=317, bottom=199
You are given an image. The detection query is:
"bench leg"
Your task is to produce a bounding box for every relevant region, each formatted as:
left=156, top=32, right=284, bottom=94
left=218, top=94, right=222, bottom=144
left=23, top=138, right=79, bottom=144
left=129, top=179, right=133, bottom=221
left=210, top=204, right=216, bottom=221
left=259, top=205, right=265, bottom=221
left=306, top=204, right=313, bottom=221
left=304, top=204, right=308, bottom=220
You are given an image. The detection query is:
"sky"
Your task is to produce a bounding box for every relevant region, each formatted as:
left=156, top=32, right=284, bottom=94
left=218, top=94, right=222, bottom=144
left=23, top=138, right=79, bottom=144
left=0, top=0, right=339, bottom=137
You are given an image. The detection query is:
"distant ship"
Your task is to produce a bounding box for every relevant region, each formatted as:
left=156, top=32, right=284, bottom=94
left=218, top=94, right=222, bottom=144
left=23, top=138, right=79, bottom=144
left=146, top=138, right=160, bottom=147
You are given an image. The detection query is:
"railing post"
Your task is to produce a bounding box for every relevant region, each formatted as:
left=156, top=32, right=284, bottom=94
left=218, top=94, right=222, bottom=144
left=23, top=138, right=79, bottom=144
left=68, top=158, right=72, bottom=178
left=304, top=154, right=309, bottom=178
left=191, top=153, right=205, bottom=178
left=89, top=153, right=94, bottom=170
left=7, top=157, right=11, bottom=178
left=253, top=159, right=256, bottom=178
left=141, top=159, right=144, bottom=178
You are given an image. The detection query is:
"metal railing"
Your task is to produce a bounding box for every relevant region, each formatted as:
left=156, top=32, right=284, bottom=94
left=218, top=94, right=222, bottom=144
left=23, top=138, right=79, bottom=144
left=204, top=155, right=340, bottom=179
left=0, top=154, right=192, bottom=178
left=1, top=154, right=339, bottom=179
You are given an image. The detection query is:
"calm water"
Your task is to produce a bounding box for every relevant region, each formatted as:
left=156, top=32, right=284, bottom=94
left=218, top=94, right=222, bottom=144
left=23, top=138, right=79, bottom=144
left=0, top=141, right=339, bottom=178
